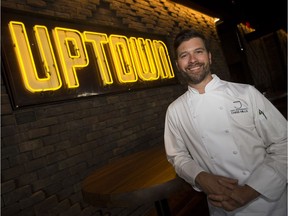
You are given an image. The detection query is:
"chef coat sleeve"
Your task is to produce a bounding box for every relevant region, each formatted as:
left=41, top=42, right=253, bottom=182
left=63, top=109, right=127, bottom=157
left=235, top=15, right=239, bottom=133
left=245, top=86, right=287, bottom=201
left=164, top=105, right=205, bottom=191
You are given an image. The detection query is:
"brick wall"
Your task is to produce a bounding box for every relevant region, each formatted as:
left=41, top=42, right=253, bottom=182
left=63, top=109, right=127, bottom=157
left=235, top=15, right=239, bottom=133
left=1, top=0, right=230, bottom=216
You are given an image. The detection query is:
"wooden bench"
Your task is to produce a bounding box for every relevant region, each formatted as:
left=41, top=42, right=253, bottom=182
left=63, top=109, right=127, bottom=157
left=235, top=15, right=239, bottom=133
left=81, top=145, right=192, bottom=216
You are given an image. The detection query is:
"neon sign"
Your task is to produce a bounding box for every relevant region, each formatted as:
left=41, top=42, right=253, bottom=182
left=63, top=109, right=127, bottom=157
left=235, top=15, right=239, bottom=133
left=1, top=9, right=177, bottom=108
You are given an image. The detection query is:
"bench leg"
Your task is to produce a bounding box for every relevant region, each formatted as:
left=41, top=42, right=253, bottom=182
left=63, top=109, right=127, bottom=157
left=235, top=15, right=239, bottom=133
left=154, top=199, right=171, bottom=216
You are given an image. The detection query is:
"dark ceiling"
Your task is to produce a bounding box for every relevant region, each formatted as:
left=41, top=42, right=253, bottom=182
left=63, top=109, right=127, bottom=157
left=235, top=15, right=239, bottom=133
left=175, top=0, right=287, bottom=34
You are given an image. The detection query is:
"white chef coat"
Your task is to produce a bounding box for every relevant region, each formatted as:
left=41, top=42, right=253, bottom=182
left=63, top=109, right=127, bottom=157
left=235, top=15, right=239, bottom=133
left=164, top=74, right=287, bottom=216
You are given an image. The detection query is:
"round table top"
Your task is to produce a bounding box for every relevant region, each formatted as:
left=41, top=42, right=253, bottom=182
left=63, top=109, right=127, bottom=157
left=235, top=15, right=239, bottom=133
left=81, top=146, right=188, bottom=207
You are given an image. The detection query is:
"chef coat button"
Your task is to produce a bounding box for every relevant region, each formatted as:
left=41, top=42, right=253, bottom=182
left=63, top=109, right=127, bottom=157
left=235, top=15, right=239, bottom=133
left=210, top=156, right=214, bottom=160
left=219, top=106, right=223, bottom=110
left=243, top=171, right=247, bottom=175
left=233, top=151, right=238, bottom=155
left=225, top=130, right=229, bottom=133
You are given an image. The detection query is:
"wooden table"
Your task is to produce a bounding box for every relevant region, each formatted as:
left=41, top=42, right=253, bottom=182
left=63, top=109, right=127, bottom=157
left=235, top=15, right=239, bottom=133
left=81, top=146, right=189, bottom=216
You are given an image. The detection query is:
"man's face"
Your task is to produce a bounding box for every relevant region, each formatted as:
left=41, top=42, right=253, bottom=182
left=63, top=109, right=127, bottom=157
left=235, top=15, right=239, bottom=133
left=176, top=37, right=211, bottom=85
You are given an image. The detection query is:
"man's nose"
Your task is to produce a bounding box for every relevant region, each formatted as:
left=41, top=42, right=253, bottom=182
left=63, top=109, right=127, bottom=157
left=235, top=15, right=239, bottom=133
left=188, top=53, right=196, bottom=63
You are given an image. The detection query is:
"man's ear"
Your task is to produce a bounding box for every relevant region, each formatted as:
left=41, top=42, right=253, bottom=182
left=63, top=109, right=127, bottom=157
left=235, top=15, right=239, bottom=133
left=175, top=60, right=179, bottom=70
left=209, top=52, right=212, bottom=64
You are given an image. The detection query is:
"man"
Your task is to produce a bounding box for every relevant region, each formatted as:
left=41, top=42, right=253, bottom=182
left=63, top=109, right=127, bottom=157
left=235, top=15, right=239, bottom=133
left=164, top=29, right=287, bottom=216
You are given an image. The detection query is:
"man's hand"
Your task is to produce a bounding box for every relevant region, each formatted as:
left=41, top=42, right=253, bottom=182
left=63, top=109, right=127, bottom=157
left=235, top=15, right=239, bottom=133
left=208, top=179, right=260, bottom=211
left=195, top=172, right=238, bottom=198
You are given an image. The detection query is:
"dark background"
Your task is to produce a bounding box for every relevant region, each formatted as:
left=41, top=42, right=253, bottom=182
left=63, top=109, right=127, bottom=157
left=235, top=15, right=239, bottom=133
left=176, top=0, right=287, bottom=38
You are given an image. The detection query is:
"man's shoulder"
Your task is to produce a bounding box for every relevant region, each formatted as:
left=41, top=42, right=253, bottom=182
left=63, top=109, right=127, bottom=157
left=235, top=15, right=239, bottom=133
left=225, top=80, right=257, bottom=93
left=168, top=91, right=188, bottom=109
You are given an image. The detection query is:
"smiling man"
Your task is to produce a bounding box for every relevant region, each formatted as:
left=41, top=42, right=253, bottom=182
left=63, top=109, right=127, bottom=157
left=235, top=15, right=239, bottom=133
left=164, top=29, right=287, bottom=216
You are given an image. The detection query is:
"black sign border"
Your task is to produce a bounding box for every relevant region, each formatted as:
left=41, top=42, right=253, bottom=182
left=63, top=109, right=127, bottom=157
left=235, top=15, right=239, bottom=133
left=1, top=7, right=178, bottom=109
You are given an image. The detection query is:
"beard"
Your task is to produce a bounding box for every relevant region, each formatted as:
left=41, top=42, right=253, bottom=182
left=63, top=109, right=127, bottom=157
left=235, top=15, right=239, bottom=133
left=180, top=62, right=211, bottom=85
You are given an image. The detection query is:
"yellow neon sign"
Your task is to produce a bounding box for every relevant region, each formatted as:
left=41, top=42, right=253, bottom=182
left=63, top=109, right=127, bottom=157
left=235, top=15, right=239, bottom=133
left=83, top=31, right=113, bottom=85
left=9, top=21, right=62, bottom=92
left=8, top=21, right=175, bottom=93
left=53, top=27, right=89, bottom=88
left=109, top=34, right=138, bottom=83
left=129, top=37, right=158, bottom=81
left=153, top=40, right=174, bottom=79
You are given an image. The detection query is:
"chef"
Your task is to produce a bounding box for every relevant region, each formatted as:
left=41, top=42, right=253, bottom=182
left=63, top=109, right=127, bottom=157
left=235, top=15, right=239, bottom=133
left=164, top=29, right=287, bottom=216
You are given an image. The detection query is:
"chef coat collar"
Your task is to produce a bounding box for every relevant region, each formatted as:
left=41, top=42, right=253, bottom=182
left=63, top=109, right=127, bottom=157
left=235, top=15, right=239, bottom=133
left=187, top=74, right=223, bottom=94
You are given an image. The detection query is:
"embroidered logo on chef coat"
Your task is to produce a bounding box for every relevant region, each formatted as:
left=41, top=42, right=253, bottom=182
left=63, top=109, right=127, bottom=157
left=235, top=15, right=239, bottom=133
left=259, top=109, right=267, bottom=119
left=230, top=101, right=248, bottom=114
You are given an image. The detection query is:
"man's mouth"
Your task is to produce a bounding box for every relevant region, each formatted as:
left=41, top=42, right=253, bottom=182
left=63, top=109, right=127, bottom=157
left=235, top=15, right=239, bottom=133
left=187, top=64, right=202, bottom=72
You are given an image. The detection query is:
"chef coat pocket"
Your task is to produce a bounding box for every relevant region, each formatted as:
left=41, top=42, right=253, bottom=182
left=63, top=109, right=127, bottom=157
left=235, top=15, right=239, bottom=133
left=229, top=109, right=254, bottom=129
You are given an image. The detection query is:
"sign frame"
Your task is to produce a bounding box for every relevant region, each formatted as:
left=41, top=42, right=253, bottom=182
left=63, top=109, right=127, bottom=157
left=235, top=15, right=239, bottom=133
left=1, top=8, right=178, bottom=109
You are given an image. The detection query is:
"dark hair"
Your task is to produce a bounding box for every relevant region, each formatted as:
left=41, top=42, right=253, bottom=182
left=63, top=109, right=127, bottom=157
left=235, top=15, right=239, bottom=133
left=173, top=29, right=210, bottom=56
